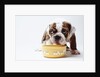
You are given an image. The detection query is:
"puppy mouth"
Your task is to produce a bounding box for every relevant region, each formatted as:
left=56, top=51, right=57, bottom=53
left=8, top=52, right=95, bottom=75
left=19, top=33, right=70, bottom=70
left=54, top=41, right=60, bottom=45
left=54, top=39, right=61, bottom=45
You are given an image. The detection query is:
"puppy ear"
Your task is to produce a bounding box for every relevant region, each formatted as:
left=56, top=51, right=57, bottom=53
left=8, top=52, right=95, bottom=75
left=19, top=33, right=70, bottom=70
left=49, top=22, right=56, bottom=29
left=67, top=23, right=71, bottom=32
left=62, top=21, right=71, bottom=32
left=41, top=31, right=50, bottom=43
left=41, top=31, right=46, bottom=43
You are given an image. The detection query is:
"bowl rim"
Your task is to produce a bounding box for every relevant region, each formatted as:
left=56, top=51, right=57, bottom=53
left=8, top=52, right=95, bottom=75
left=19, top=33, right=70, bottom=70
left=42, top=45, right=66, bottom=47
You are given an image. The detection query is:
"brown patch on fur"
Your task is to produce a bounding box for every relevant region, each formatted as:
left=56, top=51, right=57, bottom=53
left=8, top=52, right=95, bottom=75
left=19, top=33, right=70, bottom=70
left=61, top=21, right=71, bottom=39
left=50, top=22, right=56, bottom=28
left=49, top=28, right=58, bottom=36
left=70, top=33, right=77, bottom=50
left=49, top=22, right=58, bottom=36
left=62, top=21, right=71, bottom=32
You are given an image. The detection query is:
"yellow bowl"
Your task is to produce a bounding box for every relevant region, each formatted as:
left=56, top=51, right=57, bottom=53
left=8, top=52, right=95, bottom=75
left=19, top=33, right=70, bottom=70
left=42, top=45, right=66, bottom=58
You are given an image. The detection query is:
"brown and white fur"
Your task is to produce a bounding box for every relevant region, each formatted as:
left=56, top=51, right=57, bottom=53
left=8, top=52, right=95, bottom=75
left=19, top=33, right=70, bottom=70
left=42, top=21, right=80, bottom=55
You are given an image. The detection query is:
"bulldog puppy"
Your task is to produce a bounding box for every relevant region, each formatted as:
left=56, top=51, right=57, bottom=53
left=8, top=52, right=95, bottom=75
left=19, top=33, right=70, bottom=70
left=42, top=21, right=80, bottom=55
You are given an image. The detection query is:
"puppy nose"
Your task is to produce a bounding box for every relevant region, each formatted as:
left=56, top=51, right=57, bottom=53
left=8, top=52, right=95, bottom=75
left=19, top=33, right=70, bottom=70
left=54, top=35, right=61, bottom=40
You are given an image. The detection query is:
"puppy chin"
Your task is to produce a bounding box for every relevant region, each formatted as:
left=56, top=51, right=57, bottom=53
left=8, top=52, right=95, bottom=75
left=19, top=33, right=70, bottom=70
left=59, top=41, right=66, bottom=45
left=59, top=37, right=66, bottom=45
left=53, top=40, right=66, bottom=45
left=53, top=42, right=66, bottom=45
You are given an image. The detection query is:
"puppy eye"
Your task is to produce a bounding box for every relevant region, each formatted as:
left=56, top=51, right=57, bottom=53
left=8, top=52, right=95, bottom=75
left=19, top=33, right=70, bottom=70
left=61, top=29, right=68, bottom=34
left=63, top=32, right=66, bottom=33
left=51, top=31, right=54, bottom=34
left=49, top=29, right=57, bottom=34
left=53, top=29, right=57, bottom=33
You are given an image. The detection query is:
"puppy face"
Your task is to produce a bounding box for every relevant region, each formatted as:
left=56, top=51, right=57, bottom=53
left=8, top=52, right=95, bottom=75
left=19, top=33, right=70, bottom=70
left=42, top=21, right=71, bottom=45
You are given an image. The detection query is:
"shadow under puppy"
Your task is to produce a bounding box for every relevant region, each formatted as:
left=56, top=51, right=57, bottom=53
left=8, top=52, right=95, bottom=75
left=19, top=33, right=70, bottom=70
left=42, top=21, right=80, bottom=55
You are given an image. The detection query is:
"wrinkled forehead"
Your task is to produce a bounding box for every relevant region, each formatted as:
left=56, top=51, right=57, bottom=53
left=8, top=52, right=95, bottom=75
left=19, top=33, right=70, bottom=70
left=55, top=23, right=62, bottom=31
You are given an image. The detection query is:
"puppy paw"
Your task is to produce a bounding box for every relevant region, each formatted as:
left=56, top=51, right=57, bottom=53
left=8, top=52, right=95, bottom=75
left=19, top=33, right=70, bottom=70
left=71, top=50, right=80, bottom=55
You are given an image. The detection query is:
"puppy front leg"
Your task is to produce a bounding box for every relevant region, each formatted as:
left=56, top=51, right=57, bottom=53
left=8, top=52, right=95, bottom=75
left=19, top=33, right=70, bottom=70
left=70, top=33, right=80, bottom=55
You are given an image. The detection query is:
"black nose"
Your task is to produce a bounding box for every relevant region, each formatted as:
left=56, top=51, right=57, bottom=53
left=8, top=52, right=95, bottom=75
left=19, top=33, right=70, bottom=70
left=54, top=35, right=61, bottom=40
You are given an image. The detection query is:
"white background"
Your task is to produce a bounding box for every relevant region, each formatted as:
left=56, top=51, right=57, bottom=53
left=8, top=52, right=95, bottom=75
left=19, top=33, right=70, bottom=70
left=15, top=15, right=84, bottom=61
left=5, top=5, right=95, bottom=72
